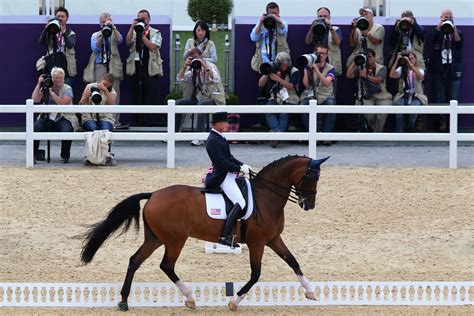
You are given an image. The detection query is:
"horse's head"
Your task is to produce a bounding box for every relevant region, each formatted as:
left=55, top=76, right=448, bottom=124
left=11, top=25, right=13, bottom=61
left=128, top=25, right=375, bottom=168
left=294, top=156, right=330, bottom=210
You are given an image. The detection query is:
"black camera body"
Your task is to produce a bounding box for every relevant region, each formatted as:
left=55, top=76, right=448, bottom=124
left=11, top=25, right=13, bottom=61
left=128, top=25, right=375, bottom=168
left=260, top=62, right=281, bottom=75
left=398, top=18, right=412, bottom=34
left=46, top=18, right=61, bottom=35
left=441, top=18, right=454, bottom=35
left=355, top=16, right=369, bottom=31
left=297, top=53, right=321, bottom=68
left=41, top=74, right=53, bottom=90
left=90, top=86, right=102, bottom=105
left=397, top=52, right=410, bottom=68
left=263, top=14, right=277, bottom=30
left=134, top=18, right=146, bottom=34
left=101, top=23, right=113, bottom=37
left=190, top=58, right=202, bottom=70
left=312, top=18, right=327, bottom=37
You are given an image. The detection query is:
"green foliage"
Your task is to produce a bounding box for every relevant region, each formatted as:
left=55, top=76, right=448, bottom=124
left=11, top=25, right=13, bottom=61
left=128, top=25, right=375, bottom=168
left=187, top=0, right=233, bottom=25
left=225, top=92, right=240, bottom=105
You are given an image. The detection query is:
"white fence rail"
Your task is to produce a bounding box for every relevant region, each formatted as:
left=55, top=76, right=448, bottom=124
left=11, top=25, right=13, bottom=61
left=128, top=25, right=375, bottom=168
left=1, top=281, right=472, bottom=307
left=0, top=100, right=473, bottom=168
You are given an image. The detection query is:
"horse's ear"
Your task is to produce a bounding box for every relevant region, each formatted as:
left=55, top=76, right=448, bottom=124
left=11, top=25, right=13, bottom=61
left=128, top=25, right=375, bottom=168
left=312, top=156, right=330, bottom=168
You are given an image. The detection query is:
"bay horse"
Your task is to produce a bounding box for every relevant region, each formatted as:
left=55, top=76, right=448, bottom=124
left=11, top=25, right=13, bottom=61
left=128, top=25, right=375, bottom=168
left=80, top=155, right=330, bottom=311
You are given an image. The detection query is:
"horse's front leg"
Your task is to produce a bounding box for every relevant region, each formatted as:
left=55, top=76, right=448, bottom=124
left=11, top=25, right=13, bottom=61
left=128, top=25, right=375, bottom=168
left=267, top=235, right=316, bottom=300
left=228, top=242, right=265, bottom=311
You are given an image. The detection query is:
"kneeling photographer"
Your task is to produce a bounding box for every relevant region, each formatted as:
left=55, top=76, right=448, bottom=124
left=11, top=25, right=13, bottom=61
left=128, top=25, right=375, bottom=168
left=258, top=51, right=299, bottom=148
left=346, top=49, right=392, bottom=132
left=389, top=52, right=427, bottom=133
left=298, top=44, right=336, bottom=143
left=31, top=67, right=79, bottom=163
left=175, top=48, right=226, bottom=146
left=79, top=73, right=117, bottom=132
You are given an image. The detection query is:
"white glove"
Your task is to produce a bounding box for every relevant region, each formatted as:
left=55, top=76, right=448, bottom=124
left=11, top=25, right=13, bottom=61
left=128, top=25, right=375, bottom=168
left=240, top=164, right=253, bottom=177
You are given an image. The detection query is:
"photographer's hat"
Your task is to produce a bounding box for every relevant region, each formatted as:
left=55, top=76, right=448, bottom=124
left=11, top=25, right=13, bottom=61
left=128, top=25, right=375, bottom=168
left=211, top=112, right=228, bottom=124
left=359, top=7, right=374, bottom=15
left=401, top=10, right=414, bottom=18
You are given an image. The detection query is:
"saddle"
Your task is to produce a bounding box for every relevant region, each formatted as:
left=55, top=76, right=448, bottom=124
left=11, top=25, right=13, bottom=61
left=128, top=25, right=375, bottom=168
left=201, top=177, right=249, bottom=215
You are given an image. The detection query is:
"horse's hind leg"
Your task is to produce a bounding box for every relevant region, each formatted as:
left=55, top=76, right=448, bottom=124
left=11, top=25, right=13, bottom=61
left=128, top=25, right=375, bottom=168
left=118, top=226, right=162, bottom=311
left=267, top=235, right=317, bottom=300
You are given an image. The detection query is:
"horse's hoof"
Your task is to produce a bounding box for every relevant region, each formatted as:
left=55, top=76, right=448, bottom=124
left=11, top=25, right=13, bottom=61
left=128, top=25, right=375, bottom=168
left=228, top=299, right=238, bottom=311
left=305, top=291, right=316, bottom=300
left=185, top=299, right=196, bottom=310
left=117, top=301, right=129, bottom=311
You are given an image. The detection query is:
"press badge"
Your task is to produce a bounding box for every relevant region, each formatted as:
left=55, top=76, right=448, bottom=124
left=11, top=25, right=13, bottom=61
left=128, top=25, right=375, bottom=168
left=279, top=87, right=289, bottom=101
left=441, top=49, right=452, bottom=64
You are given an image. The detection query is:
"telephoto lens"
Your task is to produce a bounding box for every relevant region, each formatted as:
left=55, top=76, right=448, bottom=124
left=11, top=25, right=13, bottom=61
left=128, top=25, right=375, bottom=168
left=90, top=87, right=102, bottom=105
left=297, top=53, right=320, bottom=68
left=101, top=24, right=112, bottom=37
left=134, top=18, right=146, bottom=34
left=259, top=62, right=281, bottom=75
left=312, top=19, right=327, bottom=37
left=190, top=59, right=202, bottom=70
left=46, top=18, right=61, bottom=35
left=354, top=53, right=367, bottom=67
left=263, top=14, right=276, bottom=30
left=356, top=16, right=369, bottom=31
left=440, top=19, right=454, bottom=35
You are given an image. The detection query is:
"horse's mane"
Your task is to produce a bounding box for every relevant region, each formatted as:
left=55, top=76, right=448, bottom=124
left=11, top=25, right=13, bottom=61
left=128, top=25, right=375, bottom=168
left=256, top=155, right=308, bottom=178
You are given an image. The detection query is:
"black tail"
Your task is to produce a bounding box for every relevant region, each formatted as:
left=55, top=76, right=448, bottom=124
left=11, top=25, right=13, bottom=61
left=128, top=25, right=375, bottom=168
left=80, top=192, right=152, bottom=264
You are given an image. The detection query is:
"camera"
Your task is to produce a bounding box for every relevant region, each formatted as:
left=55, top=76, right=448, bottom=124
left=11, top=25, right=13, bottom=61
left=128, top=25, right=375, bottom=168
left=297, top=53, right=320, bottom=68
left=355, top=16, right=369, bottom=31
left=398, top=18, right=412, bottom=33
left=134, top=18, right=146, bottom=34
left=440, top=18, right=454, bottom=35
left=190, top=58, right=202, bottom=70
left=260, top=62, right=281, bottom=75
left=90, top=87, right=102, bottom=105
left=354, top=53, right=367, bottom=67
left=46, top=18, right=61, bottom=35
left=101, top=23, right=113, bottom=38
left=41, top=74, right=53, bottom=90
left=397, top=53, right=410, bottom=67
left=263, top=14, right=277, bottom=30
left=312, top=18, right=327, bottom=37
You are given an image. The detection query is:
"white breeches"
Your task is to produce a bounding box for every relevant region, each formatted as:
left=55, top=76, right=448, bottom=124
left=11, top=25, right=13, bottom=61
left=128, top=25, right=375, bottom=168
left=220, top=173, right=246, bottom=209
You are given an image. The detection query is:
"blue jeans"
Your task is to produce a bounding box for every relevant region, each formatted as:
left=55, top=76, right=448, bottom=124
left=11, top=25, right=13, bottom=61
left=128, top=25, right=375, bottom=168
left=395, top=97, right=422, bottom=132
left=432, top=73, right=461, bottom=122
left=34, top=115, right=73, bottom=159
left=299, top=97, right=336, bottom=132
left=265, top=99, right=289, bottom=132
left=82, top=120, right=114, bottom=132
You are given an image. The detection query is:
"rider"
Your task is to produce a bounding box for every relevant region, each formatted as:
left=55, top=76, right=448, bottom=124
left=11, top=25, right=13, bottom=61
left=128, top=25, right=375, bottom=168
left=205, top=112, right=253, bottom=248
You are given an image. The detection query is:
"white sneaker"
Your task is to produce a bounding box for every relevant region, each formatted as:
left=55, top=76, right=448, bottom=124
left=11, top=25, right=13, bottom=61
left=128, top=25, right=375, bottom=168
left=191, top=140, right=204, bottom=146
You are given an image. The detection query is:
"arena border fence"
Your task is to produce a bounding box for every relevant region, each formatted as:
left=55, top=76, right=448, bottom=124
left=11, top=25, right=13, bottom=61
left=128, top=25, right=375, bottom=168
left=1, top=281, right=472, bottom=307
left=0, top=100, right=473, bottom=168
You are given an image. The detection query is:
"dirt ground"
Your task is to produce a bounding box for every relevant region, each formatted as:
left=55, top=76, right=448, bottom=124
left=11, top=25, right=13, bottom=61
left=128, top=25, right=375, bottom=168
left=1, top=166, right=473, bottom=315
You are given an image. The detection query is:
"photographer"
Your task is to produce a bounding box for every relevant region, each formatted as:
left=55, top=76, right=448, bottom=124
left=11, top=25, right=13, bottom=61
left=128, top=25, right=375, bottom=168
left=347, top=7, right=385, bottom=67
left=79, top=73, right=117, bottom=132
left=250, top=2, right=290, bottom=71
left=431, top=9, right=463, bottom=131
left=83, top=12, right=123, bottom=128
left=258, top=52, right=299, bottom=148
left=389, top=10, right=425, bottom=69
left=175, top=48, right=226, bottom=146
left=347, top=49, right=392, bottom=132
left=126, top=9, right=163, bottom=126
left=304, top=7, right=342, bottom=93
left=38, top=7, right=76, bottom=86
left=298, top=44, right=336, bottom=145
left=31, top=67, right=79, bottom=163
left=182, top=20, right=217, bottom=99
left=389, top=52, right=427, bottom=132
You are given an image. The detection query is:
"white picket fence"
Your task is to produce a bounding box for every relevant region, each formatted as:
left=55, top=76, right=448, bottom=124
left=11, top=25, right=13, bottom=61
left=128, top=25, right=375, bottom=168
left=0, top=99, right=473, bottom=168
left=1, top=281, right=472, bottom=307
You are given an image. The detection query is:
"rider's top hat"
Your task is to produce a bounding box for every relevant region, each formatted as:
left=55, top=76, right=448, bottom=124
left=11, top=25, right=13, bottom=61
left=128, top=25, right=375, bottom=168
left=211, top=112, right=229, bottom=124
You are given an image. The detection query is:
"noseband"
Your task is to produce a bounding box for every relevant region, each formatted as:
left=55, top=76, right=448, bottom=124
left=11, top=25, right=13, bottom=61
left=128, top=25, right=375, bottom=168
left=251, top=160, right=320, bottom=205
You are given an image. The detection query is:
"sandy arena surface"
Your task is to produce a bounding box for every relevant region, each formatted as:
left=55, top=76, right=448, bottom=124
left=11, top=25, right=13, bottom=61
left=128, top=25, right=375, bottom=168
left=1, top=166, right=473, bottom=315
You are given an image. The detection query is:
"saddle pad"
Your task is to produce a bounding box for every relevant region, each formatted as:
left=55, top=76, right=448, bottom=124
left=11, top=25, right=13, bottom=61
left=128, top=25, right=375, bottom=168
left=205, top=178, right=253, bottom=220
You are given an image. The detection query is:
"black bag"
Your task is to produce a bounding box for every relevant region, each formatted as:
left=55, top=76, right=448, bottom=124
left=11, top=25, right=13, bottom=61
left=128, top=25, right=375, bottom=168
left=364, top=81, right=382, bottom=100
left=44, top=52, right=68, bottom=76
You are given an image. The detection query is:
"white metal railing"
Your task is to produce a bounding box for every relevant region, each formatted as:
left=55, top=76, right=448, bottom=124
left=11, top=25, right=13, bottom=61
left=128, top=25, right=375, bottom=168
left=0, top=100, right=473, bottom=168
left=1, top=281, right=472, bottom=307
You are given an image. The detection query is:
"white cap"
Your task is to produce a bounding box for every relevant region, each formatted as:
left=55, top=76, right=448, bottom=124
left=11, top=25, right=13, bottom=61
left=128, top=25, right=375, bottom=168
left=359, top=7, right=374, bottom=15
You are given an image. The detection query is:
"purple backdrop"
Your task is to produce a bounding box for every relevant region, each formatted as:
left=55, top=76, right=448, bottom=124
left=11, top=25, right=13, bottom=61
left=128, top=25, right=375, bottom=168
left=234, top=16, right=473, bottom=129
left=0, top=15, right=170, bottom=126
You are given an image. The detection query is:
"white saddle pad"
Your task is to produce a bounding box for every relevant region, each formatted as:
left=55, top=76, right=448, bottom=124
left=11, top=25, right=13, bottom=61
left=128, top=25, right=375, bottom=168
left=205, top=178, right=253, bottom=220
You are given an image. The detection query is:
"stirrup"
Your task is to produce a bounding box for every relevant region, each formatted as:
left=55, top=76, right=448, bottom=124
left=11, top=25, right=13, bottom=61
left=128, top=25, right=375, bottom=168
left=219, top=236, right=240, bottom=248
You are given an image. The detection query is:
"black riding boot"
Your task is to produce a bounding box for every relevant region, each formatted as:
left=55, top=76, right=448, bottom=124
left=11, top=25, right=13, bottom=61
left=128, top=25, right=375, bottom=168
left=219, top=204, right=243, bottom=248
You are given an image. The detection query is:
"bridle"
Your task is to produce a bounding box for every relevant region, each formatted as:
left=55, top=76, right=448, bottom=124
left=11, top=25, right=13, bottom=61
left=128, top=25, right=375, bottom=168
left=250, top=160, right=320, bottom=206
